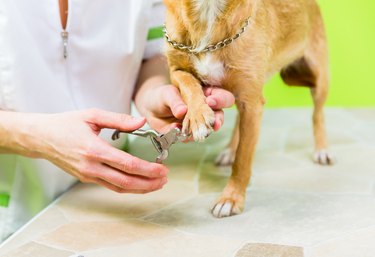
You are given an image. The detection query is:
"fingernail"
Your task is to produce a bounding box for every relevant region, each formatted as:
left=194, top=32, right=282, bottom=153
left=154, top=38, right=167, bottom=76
left=176, top=104, right=186, bottom=110
left=134, top=116, right=145, bottom=120
left=207, top=98, right=217, bottom=107
left=217, top=120, right=222, bottom=129
left=161, top=177, right=168, bottom=186
left=176, top=104, right=187, bottom=116
left=159, top=166, right=169, bottom=176
left=206, top=87, right=213, bottom=96
left=214, top=120, right=221, bottom=131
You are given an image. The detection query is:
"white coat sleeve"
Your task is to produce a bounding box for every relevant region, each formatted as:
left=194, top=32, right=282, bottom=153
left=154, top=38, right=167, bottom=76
left=143, top=0, right=166, bottom=60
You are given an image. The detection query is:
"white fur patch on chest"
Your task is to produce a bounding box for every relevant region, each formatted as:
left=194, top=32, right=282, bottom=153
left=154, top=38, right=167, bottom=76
left=192, top=0, right=227, bottom=22
left=192, top=0, right=228, bottom=52
left=193, top=54, right=225, bottom=86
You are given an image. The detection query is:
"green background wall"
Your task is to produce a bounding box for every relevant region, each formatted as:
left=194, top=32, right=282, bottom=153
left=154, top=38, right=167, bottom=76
left=264, top=0, right=375, bottom=107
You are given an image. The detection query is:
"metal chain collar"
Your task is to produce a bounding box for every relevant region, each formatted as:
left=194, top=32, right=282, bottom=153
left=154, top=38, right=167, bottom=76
left=163, top=17, right=252, bottom=54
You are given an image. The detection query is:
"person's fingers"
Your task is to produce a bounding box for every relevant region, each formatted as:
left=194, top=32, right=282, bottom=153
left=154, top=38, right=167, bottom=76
left=162, top=86, right=187, bottom=119
left=89, top=177, right=128, bottom=193
left=91, top=178, right=157, bottom=194
left=91, top=140, right=169, bottom=178
left=213, top=110, right=224, bottom=131
left=204, top=87, right=235, bottom=109
left=85, top=108, right=146, bottom=131
left=96, top=164, right=168, bottom=191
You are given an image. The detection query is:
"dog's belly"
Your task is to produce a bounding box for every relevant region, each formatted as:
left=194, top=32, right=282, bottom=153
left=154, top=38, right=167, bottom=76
left=192, top=54, right=225, bottom=86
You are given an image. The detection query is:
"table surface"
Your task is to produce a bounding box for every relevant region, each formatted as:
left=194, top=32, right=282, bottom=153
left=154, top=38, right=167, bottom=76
left=1, top=108, right=375, bottom=257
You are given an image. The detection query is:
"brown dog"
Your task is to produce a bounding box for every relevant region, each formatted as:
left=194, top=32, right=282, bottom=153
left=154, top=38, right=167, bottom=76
left=163, top=0, right=333, bottom=218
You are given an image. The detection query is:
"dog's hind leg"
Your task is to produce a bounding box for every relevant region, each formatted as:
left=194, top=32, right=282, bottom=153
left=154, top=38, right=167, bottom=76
left=215, top=111, right=239, bottom=166
left=310, top=77, right=334, bottom=165
left=280, top=11, right=334, bottom=165
left=308, top=36, right=335, bottom=165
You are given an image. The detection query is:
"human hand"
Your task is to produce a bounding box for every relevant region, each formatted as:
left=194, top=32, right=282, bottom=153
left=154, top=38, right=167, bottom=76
left=136, top=84, right=235, bottom=133
left=12, top=109, right=169, bottom=193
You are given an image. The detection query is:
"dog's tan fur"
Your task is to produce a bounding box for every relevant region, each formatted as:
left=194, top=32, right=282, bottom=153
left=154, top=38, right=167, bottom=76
left=163, top=0, right=332, bottom=218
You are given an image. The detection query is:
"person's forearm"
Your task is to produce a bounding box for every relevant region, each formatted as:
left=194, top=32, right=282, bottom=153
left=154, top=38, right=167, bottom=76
left=0, top=111, right=43, bottom=157
left=133, top=55, right=170, bottom=114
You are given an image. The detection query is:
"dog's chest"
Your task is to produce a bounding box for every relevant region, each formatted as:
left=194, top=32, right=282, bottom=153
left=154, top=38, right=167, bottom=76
left=192, top=54, right=225, bottom=86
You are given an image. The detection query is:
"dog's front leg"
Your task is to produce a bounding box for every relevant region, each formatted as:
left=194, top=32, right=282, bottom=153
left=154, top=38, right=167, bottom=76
left=212, top=84, right=265, bottom=218
left=171, top=70, right=215, bottom=142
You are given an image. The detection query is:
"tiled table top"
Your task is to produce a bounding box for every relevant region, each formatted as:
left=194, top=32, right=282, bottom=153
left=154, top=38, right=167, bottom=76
left=0, top=108, right=375, bottom=257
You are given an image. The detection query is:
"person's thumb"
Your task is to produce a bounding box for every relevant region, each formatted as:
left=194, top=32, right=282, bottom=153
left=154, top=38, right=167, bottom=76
left=86, top=109, right=146, bottom=131
left=163, top=87, right=187, bottom=119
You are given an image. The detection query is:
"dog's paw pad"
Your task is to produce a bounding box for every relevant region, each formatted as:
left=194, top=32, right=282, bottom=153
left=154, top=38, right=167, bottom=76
left=211, top=200, right=242, bottom=218
left=215, top=148, right=235, bottom=166
left=313, top=150, right=335, bottom=165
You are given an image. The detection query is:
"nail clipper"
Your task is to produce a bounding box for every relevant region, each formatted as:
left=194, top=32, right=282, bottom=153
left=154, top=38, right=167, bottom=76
left=112, top=128, right=187, bottom=164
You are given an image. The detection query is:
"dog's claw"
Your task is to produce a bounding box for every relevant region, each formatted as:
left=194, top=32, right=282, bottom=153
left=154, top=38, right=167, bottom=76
left=194, top=123, right=214, bottom=142
left=183, top=104, right=215, bottom=142
left=211, top=199, right=243, bottom=218
left=313, top=149, right=335, bottom=165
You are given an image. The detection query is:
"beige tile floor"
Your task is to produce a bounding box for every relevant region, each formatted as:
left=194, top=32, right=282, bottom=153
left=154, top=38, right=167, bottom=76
left=0, top=108, right=375, bottom=257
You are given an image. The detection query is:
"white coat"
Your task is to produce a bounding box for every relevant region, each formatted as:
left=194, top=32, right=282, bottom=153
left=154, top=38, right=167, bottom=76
left=0, top=0, right=166, bottom=242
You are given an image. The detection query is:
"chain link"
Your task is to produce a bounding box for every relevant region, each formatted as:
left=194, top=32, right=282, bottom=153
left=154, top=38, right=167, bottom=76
left=163, top=17, right=252, bottom=54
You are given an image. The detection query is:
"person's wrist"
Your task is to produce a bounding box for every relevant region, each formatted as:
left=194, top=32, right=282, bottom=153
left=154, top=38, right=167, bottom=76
left=0, top=111, right=48, bottom=158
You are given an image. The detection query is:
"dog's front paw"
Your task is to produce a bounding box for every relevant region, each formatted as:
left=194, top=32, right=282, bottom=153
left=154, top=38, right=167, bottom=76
left=183, top=104, right=215, bottom=142
left=215, top=148, right=236, bottom=166
left=313, top=149, right=335, bottom=165
left=211, top=194, right=245, bottom=218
